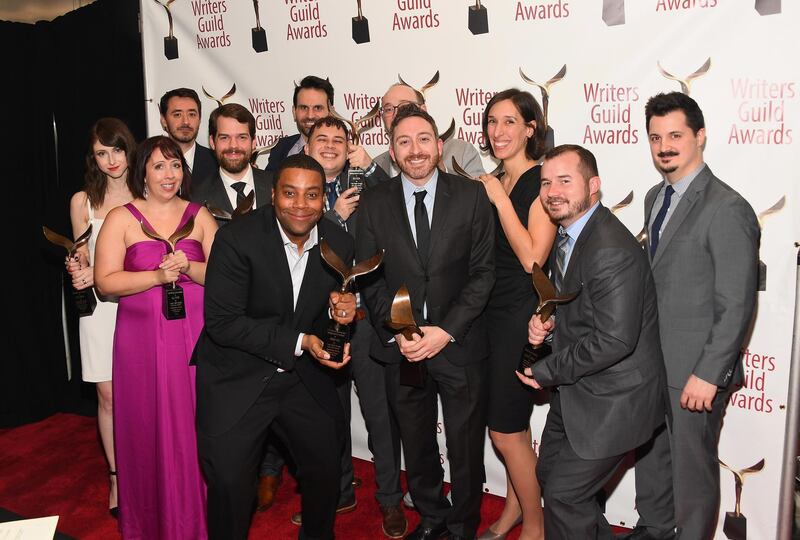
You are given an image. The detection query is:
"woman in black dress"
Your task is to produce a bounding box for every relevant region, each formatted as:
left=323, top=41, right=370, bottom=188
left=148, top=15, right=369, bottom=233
left=477, top=89, right=556, bottom=540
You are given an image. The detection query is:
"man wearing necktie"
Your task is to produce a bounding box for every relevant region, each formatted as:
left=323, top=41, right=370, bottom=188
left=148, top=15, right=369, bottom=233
left=356, top=105, right=495, bottom=540
left=625, top=92, right=759, bottom=540
left=520, top=144, right=667, bottom=539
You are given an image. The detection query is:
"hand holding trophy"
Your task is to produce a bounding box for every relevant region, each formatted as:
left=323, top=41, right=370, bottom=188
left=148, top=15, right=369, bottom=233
left=385, top=285, right=427, bottom=388
left=140, top=216, right=195, bottom=320
left=330, top=103, right=381, bottom=195
left=43, top=225, right=97, bottom=316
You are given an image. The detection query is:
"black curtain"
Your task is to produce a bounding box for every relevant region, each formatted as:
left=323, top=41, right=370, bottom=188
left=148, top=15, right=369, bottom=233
left=0, top=0, right=146, bottom=427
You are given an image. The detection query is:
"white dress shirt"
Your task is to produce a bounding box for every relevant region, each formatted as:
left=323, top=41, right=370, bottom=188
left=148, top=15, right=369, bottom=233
left=219, top=165, right=256, bottom=210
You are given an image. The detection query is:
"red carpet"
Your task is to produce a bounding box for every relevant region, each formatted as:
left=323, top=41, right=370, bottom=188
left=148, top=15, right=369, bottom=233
left=0, top=414, right=629, bottom=538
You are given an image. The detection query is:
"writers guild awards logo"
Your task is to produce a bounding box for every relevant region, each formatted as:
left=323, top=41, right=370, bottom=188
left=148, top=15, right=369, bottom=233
left=657, top=58, right=711, bottom=95
left=251, top=0, right=268, bottom=52
left=519, top=64, right=567, bottom=150
left=719, top=458, right=765, bottom=540
left=755, top=0, right=781, bottom=15
left=352, top=0, right=370, bottom=44
left=756, top=195, right=785, bottom=291
left=468, top=1, right=489, bottom=35
left=398, top=70, right=440, bottom=103
left=202, top=84, right=237, bottom=108
left=602, top=0, right=625, bottom=26
left=154, top=0, right=179, bottom=60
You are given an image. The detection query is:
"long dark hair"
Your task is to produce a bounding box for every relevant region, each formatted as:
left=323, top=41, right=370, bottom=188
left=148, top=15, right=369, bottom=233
left=130, top=136, right=191, bottom=200
left=84, top=118, right=136, bottom=209
left=480, top=88, right=546, bottom=161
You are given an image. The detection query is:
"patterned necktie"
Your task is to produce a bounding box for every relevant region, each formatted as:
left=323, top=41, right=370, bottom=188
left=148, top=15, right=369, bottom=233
left=413, top=190, right=430, bottom=268
left=326, top=181, right=339, bottom=211
left=554, top=229, right=570, bottom=293
left=231, top=181, right=248, bottom=206
left=649, top=184, right=675, bottom=258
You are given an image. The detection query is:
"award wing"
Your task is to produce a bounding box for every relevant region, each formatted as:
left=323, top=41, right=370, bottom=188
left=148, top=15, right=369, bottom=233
left=386, top=284, right=422, bottom=340
left=611, top=191, right=633, bottom=214
left=42, top=226, right=77, bottom=252
left=350, top=251, right=384, bottom=279
left=319, top=240, right=350, bottom=282
left=205, top=203, right=232, bottom=221
left=169, top=215, right=195, bottom=246
left=439, top=118, right=456, bottom=143
left=232, top=191, right=256, bottom=219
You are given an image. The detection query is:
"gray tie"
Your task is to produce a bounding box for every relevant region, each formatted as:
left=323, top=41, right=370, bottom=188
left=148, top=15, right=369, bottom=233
left=554, top=230, right=570, bottom=293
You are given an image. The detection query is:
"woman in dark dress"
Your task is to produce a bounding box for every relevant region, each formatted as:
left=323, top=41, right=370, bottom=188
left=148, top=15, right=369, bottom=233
left=477, top=89, right=556, bottom=540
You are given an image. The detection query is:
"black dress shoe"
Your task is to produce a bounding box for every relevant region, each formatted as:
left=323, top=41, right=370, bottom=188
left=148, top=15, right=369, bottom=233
left=619, top=526, right=677, bottom=540
left=405, top=522, right=449, bottom=540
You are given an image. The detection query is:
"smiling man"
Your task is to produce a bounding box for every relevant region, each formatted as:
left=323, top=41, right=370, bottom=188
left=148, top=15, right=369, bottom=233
left=159, top=88, right=217, bottom=187
left=195, top=153, right=357, bottom=540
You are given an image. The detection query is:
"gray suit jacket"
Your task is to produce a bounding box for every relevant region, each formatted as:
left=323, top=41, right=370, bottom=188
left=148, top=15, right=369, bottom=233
left=190, top=167, right=274, bottom=227
left=373, top=138, right=485, bottom=178
left=644, top=165, right=759, bottom=390
left=532, top=205, right=667, bottom=460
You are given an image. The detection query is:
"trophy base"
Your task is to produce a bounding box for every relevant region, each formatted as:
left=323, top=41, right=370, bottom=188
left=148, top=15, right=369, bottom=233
left=399, top=358, right=426, bottom=388
left=723, top=512, right=746, bottom=540
left=252, top=27, right=268, bottom=52
left=74, top=288, right=97, bottom=317
left=347, top=168, right=366, bottom=194
left=324, top=321, right=350, bottom=363
left=602, top=0, right=626, bottom=26
left=518, top=343, right=552, bottom=374
left=757, top=259, right=766, bottom=291
left=755, top=0, right=781, bottom=15
left=164, top=36, right=179, bottom=60
left=352, top=17, right=370, bottom=44
left=468, top=5, right=489, bottom=35
left=163, top=284, right=186, bottom=320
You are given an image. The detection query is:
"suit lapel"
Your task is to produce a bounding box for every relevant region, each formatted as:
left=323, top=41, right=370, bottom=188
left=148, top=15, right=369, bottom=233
left=293, top=241, right=322, bottom=327
left=427, top=173, right=452, bottom=263
left=643, top=184, right=660, bottom=259
left=651, top=168, right=710, bottom=268
left=265, top=210, right=295, bottom=317
left=253, top=169, right=272, bottom=208
left=211, top=172, right=234, bottom=214
left=563, top=205, right=607, bottom=289
left=387, top=178, right=422, bottom=268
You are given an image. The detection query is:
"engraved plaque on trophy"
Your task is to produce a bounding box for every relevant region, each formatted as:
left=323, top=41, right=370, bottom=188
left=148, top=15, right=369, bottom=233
left=468, top=0, right=489, bottom=34
left=657, top=58, right=711, bottom=95
left=43, top=225, right=97, bottom=317
left=154, top=0, right=179, bottom=59
left=251, top=0, right=268, bottom=52
left=205, top=191, right=255, bottom=223
left=519, top=65, right=567, bottom=150
left=330, top=103, right=381, bottom=195
left=320, top=240, right=384, bottom=362
left=719, top=458, right=765, bottom=539
left=140, top=216, right=195, bottom=320
left=518, top=263, right=580, bottom=374
left=352, top=0, right=370, bottom=44
left=385, top=285, right=427, bottom=388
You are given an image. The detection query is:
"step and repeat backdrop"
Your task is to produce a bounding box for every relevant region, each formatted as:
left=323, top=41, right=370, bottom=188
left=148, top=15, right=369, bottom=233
left=141, top=1, right=798, bottom=536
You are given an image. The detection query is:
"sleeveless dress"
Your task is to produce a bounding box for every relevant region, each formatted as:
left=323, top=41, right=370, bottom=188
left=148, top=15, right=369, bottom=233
left=79, top=199, right=118, bottom=382
left=486, top=165, right=542, bottom=433
left=113, top=202, right=208, bottom=540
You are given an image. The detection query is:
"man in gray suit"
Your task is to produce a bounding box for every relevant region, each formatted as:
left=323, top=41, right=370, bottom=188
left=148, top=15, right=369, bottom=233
left=190, top=103, right=273, bottom=226
left=520, top=144, right=668, bottom=539
left=626, top=92, right=760, bottom=540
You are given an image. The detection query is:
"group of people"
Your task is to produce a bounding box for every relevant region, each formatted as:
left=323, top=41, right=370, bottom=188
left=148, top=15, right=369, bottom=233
left=65, top=74, right=759, bottom=540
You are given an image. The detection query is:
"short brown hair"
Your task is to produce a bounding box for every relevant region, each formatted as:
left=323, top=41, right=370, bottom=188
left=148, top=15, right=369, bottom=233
left=543, top=144, right=599, bottom=181
left=390, top=104, right=438, bottom=141
left=208, top=103, right=256, bottom=138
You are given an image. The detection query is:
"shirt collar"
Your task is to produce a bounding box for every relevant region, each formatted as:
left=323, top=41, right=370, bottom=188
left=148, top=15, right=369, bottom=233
left=563, top=201, right=601, bottom=243
left=183, top=142, right=197, bottom=170
left=219, top=164, right=254, bottom=189
left=276, top=218, right=319, bottom=255
left=665, top=162, right=705, bottom=197
left=401, top=169, right=439, bottom=204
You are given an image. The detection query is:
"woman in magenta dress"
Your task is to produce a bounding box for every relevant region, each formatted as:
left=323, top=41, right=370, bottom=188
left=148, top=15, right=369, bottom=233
left=95, top=136, right=217, bottom=539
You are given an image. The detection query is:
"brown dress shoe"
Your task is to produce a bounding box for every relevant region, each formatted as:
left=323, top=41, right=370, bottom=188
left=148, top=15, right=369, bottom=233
left=290, top=498, right=357, bottom=525
left=380, top=504, right=408, bottom=538
left=256, top=474, right=282, bottom=512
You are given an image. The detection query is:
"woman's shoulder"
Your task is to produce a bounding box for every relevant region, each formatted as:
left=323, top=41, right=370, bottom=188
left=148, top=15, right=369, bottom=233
left=69, top=190, right=89, bottom=213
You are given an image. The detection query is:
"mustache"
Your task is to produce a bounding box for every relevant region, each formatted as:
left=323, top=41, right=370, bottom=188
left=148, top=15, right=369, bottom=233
left=545, top=197, right=568, bottom=205
left=405, top=153, right=431, bottom=161
left=657, top=151, right=678, bottom=158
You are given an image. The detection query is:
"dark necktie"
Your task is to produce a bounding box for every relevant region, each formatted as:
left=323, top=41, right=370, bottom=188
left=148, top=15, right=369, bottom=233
left=326, top=181, right=339, bottom=211
left=231, top=181, right=248, bottom=206
left=554, top=229, right=570, bottom=293
left=649, top=185, right=675, bottom=258
left=413, top=190, right=430, bottom=268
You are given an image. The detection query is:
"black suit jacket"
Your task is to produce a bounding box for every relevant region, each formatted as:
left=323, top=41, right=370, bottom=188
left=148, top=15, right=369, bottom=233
left=193, top=206, right=354, bottom=436
left=265, top=134, right=302, bottom=172
left=532, top=205, right=667, bottom=460
left=356, top=171, right=495, bottom=366
left=190, top=167, right=274, bottom=227
left=191, top=143, right=217, bottom=192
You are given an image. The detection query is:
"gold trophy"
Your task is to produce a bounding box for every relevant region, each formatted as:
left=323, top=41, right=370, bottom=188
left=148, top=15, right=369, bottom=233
left=330, top=103, right=381, bottom=194
left=154, top=0, right=179, bottom=60
left=468, top=0, right=489, bottom=35
left=43, top=225, right=97, bottom=317
left=657, top=58, right=711, bottom=95
left=519, top=64, right=567, bottom=150
left=251, top=0, right=268, bottom=52
left=451, top=157, right=504, bottom=181
left=398, top=71, right=440, bottom=104
left=205, top=191, right=255, bottom=222
left=202, top=84, right=237, bottom=108
left=319, top=240, right=384, bottom=362
left=385, top=285, right=426, bottom=388
left=140, top=217, right=195, bottom=320
left=250, top=140, right=279, bottom=167
left=756, top=195, right=785, bottom=291
left=610, top=191, right=633, bottom=214
left=352, top=0, right=370, bottom=44
left=519, top=263, right=580, bottom=373
left=719, top=458, right=766, bottom=539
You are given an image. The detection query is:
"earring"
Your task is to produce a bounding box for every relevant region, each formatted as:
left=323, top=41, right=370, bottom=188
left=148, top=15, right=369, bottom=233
left=143, top=185, right=149, bottom=199
left=179, top=184, right=182, bottom=196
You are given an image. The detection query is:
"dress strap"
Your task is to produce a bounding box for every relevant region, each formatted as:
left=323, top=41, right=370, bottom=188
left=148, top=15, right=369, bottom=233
left=86, top=194, right=95, bottom=221
left=123, top=202, right=145, bottom=222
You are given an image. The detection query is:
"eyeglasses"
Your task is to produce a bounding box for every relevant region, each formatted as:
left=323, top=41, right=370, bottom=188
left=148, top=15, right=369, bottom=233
left=379, top=101, right=421, bottom=116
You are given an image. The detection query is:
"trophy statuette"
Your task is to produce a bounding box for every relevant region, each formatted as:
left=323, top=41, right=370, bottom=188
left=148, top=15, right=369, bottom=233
left=43, top=225, right=98, bottom=317
left=352, top=0, right=370, bottom=44
left=251, top=0, right=268, bottom=52
left=140, top=216, right=195, bottom=320
left=330, top=103, right=381, bottom=195
left=154, top=0, right=179, bottom=60
left=468, top=0, right=489, bottom=35
left=719, top=458, right=765, bottom=539
left=205, top=191, right=255, bottom=222
left=385, top=284, right=427, bottom=388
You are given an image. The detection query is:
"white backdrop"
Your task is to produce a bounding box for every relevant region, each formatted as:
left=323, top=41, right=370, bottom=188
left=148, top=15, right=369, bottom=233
left=141, top=1, right=799, bottom=536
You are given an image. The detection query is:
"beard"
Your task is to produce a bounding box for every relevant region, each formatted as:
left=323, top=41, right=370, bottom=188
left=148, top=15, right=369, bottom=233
left=656, top=151, right=679, bottom=175
left=218, top=150, right=249, bottom=174
left=544, top=192, right=591, bottom=224
left=398, top=152, right=439, bottom=181
left=169, top=125, right=198, bottom=144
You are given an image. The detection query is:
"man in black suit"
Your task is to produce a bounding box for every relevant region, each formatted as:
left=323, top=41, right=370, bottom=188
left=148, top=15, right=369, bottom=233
left=356, top=105, right=495, bottom=540
left=190, top=103, right=273, bottom=226
left=265, top=76, right=334, bottom=172
left=159, top=87, right=216, bottom=189
left=195, top=154, right=357, bottom=540
left=520, top=144, right=668, bottom=538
